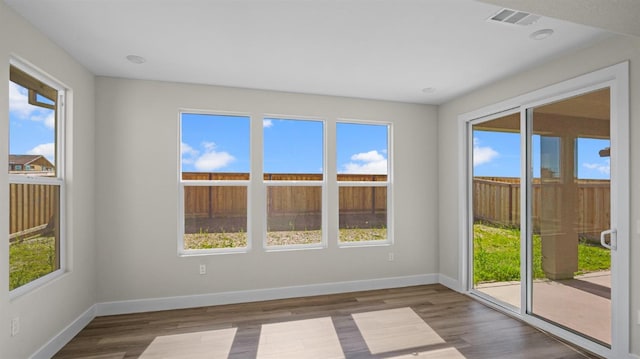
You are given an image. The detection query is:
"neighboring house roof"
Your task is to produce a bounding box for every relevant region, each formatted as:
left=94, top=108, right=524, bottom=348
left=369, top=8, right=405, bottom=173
left=9, top=154, right=53, bottom=167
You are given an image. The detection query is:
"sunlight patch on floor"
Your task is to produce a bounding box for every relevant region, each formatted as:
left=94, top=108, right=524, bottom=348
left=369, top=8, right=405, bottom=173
left=352, top=307, right=445, bottom=355
left=257, top=317, right=344, bottom=359
left=139, top=328, right=237, bottom=358
left=388, top=347, right=467, bottom=358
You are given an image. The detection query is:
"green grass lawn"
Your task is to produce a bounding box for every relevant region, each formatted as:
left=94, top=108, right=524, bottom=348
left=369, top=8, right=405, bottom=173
left=9, top=236, right=57, bottom=291
left=473, top=223, right=611, bottom=285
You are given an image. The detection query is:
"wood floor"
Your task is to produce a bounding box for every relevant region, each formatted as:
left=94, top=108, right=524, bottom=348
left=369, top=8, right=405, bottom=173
left=54, top=284, right=600, bottom=358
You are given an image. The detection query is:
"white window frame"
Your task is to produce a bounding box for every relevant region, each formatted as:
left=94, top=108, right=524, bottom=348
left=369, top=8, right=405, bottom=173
left=336, top=120, right=393, bottom=248
left=9, top=58, right=67, bottom=299
left=262, top=116, right=327, bottom=251
left=177, top=110, right=252, bottom=256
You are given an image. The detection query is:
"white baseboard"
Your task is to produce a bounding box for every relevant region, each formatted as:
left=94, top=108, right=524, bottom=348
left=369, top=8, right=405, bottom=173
left=30, top=305, right=96, bottom=359
left=96, top=273, right=439, bottom=316
left=438, top=274, right=461, bottom=292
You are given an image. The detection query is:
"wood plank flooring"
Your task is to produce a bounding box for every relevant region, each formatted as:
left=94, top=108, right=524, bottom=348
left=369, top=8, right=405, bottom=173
left=54, top=284, right=600, bottom=358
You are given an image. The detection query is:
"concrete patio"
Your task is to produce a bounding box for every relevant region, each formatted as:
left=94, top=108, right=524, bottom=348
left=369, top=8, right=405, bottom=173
left=477, top=271, right=611, bottom=345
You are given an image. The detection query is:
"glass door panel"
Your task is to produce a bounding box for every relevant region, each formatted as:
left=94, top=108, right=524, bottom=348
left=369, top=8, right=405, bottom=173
left=529, top=88, right=611, bottom=346
left=471, top=113, right=521, bottom=310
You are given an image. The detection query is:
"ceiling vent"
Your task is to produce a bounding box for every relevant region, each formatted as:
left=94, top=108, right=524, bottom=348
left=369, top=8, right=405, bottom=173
left=489, top=8, right=540, bottom=26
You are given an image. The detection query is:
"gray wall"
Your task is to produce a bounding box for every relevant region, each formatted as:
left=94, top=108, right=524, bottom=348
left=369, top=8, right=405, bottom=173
left=0, top=2, right=96, bottom=358
left=437, top=34, right=640, bottom=356
left=94, top=77, right=439, bottom=302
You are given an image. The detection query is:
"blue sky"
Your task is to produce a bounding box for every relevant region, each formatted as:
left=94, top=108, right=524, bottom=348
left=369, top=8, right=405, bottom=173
left=264, top=118, right=323, bottom=173
left=336, top=122, right=388, bottom=174
left=181, top=113, right=251, bottom=173
left=473, top=130, right=610, bottom=179
left=181, top=114, right=388, bottom=174
left=9, top=82, right=57, bottom=165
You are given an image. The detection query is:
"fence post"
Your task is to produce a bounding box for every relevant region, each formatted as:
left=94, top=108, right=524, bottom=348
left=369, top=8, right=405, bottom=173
left=508, top=182, right=513, bottom=225
left=371, top=176, right=376, bottom=214
left=209, top=172, right=214, bottom=219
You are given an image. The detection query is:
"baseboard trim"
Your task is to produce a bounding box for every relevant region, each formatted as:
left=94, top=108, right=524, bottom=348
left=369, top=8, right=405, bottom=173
left=438, top=274, right=461, bottom=292
left=30, top=305, right=96, bottom=359
left=96, top=273, right=439, bottom=316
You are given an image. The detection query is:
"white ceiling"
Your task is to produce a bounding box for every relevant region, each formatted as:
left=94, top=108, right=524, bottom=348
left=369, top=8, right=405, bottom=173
left=479, top=0, right=640, bottom=37
left=5, top=0, right=610, bottom=104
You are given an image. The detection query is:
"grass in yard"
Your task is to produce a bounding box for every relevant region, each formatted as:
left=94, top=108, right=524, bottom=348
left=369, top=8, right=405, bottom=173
left=267, top=230, right=322, bottom=246
left=9, top=236, right=56, bottom=291
left=184, top=227, right=387, bottom=248
left=576, top=240, right=611, bottom=276
left=184, top=229, right=247, bottom=249
left=473, top=223, right=610, bottom=285
left=340, top=227, right=386, bottom=242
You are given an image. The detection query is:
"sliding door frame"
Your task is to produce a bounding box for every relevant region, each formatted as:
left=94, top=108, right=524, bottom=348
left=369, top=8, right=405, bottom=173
left=466, top=108, right=523, bottom=314
left=458, top=62, right=629, bottom=358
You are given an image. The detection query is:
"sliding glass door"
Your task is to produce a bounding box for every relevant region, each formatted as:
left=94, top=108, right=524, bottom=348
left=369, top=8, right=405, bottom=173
left=466, top=64, right=629, bottom=357
left=527, top=88, right=612, bottom=346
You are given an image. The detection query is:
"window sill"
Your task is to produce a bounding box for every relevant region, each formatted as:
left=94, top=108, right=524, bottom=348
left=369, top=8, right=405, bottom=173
left=178, top=248, right=249, bottom=257
left=338, top=241, right=392, bottom=249
left=9, top=268, right=67, bottom=301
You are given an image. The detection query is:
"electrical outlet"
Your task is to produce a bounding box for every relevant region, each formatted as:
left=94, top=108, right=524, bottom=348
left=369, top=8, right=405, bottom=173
left=11, top=317, right=19, bottom=336
left=388, top=252, right=394, bottom=262
left=199, top=264, right=206, bottom=275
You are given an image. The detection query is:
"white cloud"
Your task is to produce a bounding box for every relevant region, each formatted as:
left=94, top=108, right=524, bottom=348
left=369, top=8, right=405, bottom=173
left=45, top=113, right=55, bottom=129
left=473, top=137, right=499, bottom=166
left=263, top=119, right=273, bottom=128
left=32, top=112, right=56, bottom=129
left=181, top=142, right=199, bottom=164
left=194, top=151, right=235, bottom=171
left=182, top=141, right=235, bottom=171
left=181, top=142, right=198, bottom=156
left=193, top=141, right=235, bottom=171
left=583, top=159, right=610, bottom=175
left=9, top=82, right=33, bottom=118
left=202, top=141, right=216, bottom=151
left=341, top=150, right=387, bottom=174
left=28, top=143, right=55, bottom=163
left=351, top=150, right=385, bottom=162
left=9, top=82, right=56, bottom=128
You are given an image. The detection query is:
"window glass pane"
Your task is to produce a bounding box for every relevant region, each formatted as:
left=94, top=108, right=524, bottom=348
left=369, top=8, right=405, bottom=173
left=183, top=186, right=247, bottom=250
left=337, top=122, right=389, bottom=243
left=9, top=69, right=57, bottom=177
left=337, top=122, right=388, bottom=180
left=266, top=186, right=322, bottom=246
left=181, top=113, right=250, bottom=179
left=577, top=138, right=610, bottom=180
left=339, top=186, right=387, bottom=242
left=9, top=184, right=60, bottom=290
left=264, top=118, right=323, bottom=179
left=471, top=115, right=521, bottom=308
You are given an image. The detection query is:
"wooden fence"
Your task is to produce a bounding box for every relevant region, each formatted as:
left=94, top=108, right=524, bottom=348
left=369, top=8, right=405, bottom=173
left=473, top=177, right=610, bottom=237
left=183, top=172, right=387, bottom=217
left=9, top=183, right=58, bottom=239
left=183, top=173, right=387, bottom=232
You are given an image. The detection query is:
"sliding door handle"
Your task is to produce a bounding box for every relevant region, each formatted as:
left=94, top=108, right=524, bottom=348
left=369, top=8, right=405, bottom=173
left=600, top=229, right=617, bottom=250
